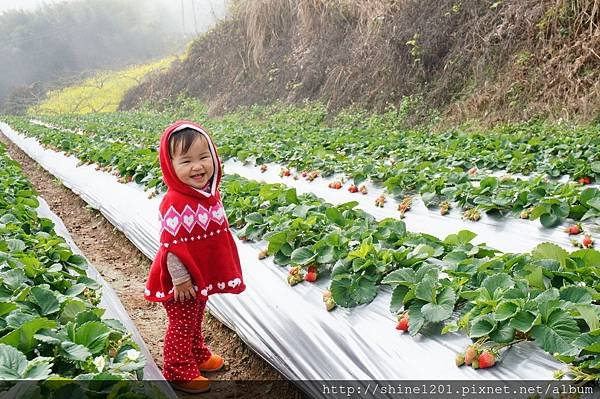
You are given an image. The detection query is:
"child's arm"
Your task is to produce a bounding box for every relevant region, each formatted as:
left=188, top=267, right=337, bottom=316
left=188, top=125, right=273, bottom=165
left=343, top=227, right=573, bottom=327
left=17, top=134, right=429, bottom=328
left=166, top=253, right=196, bottom=301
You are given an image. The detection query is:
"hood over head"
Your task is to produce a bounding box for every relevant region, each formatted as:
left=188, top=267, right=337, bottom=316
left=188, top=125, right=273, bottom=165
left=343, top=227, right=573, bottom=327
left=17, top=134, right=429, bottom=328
left=159, top=120, right=222, bottom=198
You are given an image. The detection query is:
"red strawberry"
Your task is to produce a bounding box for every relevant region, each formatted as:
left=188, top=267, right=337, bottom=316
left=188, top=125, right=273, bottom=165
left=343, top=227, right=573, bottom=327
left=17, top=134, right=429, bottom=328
left=302, top=171, right=308, bottom=178
left=468, top=167, right=477, bottom=175
left=348, top=185, right=358, bottom=193
left=307, top=265, right=317, bottom=274
left=260, top=164, right=268, bottom=172
left=565, top=224, right=582, bottom=235
left=583, top=235, right=594, bottom=248
left=578, top=176, right=592, bottom=185
left=464, top=346, right=477, bottom=366
left=477, top=351, right=496, bottom=369
left=305, top=271, right=317, bottom=282
left=395, top=313, right=409, bottom=331
left=283, top=170, right=291, bottom=177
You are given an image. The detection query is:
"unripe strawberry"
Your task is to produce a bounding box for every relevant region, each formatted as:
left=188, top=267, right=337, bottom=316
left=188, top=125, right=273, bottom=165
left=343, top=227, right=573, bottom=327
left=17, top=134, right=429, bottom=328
left=455, top=353, right=465, bottom=367
left=464, top=346, right=477, bottom=366
left=323, top=290, right=336, bottom=311
left=258, top=249, right=268, bottom=259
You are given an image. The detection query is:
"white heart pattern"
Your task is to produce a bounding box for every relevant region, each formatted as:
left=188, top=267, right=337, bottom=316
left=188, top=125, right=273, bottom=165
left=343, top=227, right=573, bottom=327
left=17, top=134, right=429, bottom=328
left=162, top=206, right=182, bottom=236
left=179, top=205, right=196, bottom=233
left=200, top=289, right=208, bottom=296
left=156, top=291, right=165, bottom=298
left=210, top=204, right=225, bottom=225
left=183, top=215, right=194, bottom=227
left=217, top=282, right=226, bottom=290
left=207, top=284, right=213, bottom=291
left=196, top=205, right=210, bottom=230
left=228, top=278, right=241, bottom=288
left=166, top=217, right=179, bottom=230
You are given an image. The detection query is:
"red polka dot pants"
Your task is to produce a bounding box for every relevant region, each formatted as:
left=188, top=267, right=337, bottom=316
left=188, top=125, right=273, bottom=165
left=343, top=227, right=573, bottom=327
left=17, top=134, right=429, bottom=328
left=162, top=296, right=212, bottom=381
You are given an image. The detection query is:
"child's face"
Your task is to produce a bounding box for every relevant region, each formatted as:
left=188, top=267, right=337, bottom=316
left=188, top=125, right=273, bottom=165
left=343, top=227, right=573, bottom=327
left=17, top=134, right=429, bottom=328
left=171, top=136, right=214, bottom=190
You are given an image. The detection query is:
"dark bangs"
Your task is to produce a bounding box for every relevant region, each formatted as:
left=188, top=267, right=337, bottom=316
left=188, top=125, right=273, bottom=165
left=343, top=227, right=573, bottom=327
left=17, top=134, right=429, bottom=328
left=169, top=128, right=204, bottom=158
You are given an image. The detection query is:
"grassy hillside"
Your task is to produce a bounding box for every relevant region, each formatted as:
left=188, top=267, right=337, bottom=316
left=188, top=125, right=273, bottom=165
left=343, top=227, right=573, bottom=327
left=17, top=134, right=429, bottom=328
left=121, top=0, right=600, bottom=124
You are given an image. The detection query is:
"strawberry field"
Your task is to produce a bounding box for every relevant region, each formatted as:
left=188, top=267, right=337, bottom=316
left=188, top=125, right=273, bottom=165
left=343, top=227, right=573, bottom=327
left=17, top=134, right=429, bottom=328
left=1, top=105, right=600, bottom=390
left=0, top=141, right=172, bottom=397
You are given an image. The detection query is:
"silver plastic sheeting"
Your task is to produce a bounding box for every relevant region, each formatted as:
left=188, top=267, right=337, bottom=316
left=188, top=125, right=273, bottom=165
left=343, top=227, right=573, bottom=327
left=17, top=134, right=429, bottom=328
left=1, top=123, right=573, bottom=396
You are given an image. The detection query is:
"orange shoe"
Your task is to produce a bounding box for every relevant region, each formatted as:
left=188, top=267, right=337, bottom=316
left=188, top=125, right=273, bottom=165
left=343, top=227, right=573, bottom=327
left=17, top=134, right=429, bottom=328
left=171, top=375, right=210, bottom=393
left=198, top=354, right=224, bottom=372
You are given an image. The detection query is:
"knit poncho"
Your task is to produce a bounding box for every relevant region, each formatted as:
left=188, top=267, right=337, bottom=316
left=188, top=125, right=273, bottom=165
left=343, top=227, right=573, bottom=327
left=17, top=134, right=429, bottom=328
left=144, top=121, right=245, bottom=302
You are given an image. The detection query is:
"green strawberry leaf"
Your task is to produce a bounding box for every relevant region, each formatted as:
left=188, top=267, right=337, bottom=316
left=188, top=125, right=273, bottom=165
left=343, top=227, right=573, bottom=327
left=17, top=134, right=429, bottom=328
left=559, top=286, right=592, bottom=304
left=574, top=305, right=599, bottom=331
left=531, top=309, right=580, bottom=355
left=408, top=302, right=426, bottom=336
left=60, top=298, right=88, bottom=323
left=390, top=285, right=409, bottom=313
left=60, top=341, right=92, bottom=361
left=470, top=315, right=497, bottom=338
left=0, top=343, right=27, bottom=379
left=443, top=230, right=477, bottom=245
left=532, top=243, right=569, bottom=267
left=482, top=273, right=513, bottom=298
left=509, top=311, right=537, bottom=332
left=489, top=322, right=516, bottom=343
left=22, top=357, right=53, bottom=379
left=494, top=301, right=520, bottom=321
left=0, top=317, right=56, bottom=354
left=30, top=286, right=60, bottom=315
left=421, top=302, right=453, bottom=322
left=73, top=321, right=111, bottom=355
left=330, top=272, right=378, bottom=308
left=325, top=207, right=346, bottom=227
left=265, top=231, right=287, bottom=254
left=290, top=247, right=317, bottom=265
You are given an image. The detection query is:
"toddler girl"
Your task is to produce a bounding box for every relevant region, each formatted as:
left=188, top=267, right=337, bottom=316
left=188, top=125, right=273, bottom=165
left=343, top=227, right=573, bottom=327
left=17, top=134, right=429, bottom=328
left=144, top=121, right=245, bottom=393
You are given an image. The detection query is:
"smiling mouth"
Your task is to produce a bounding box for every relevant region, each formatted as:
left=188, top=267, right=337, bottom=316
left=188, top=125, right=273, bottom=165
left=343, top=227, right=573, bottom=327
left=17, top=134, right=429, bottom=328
left=191, top=173, right=204, bottom=180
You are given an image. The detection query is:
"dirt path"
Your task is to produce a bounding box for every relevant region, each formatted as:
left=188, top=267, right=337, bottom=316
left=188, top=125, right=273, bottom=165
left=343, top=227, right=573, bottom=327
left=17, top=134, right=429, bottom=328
left=0, top=132, right=305, bottom=399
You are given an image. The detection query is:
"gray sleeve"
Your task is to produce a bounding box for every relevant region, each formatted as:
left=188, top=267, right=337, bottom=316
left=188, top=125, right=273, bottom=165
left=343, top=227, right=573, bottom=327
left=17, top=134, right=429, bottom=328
left=166, top=252, right=191, bottom=285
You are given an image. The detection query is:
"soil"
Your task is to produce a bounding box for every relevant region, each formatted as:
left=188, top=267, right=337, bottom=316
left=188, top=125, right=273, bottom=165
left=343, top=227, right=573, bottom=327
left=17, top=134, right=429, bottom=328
left=0, top=132, right=306, bottom=399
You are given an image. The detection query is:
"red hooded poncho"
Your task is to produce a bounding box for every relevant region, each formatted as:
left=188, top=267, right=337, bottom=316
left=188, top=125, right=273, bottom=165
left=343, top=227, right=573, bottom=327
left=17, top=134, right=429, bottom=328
left=144, top=121, right=245, bottom=302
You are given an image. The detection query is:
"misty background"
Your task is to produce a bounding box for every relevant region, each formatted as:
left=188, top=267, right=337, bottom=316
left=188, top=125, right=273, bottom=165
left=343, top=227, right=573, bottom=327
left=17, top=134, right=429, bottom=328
left=0, top=0, right=228, bottom=112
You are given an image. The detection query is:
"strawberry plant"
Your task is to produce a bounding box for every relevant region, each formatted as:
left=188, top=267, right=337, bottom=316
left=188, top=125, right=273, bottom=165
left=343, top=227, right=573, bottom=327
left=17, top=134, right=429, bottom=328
left=0, top=145, right=153, bottom=394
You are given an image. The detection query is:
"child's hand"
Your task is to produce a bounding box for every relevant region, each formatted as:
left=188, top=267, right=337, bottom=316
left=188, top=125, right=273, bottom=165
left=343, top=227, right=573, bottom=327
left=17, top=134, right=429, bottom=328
left=173, top=279, right=196, bottom=301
